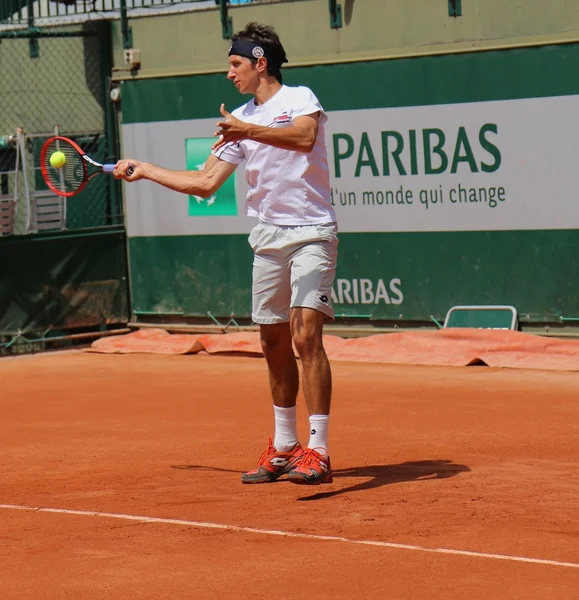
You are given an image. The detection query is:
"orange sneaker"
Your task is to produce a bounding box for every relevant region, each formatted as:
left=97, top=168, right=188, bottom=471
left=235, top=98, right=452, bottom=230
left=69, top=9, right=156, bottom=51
left=287, top=448, right=333, bottom=485
left=241, top=437, right=304, bottom=484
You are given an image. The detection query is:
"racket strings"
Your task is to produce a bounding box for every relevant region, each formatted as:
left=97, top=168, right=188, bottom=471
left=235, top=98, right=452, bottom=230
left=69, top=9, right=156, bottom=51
left=42, top=140, right=86, bottom=194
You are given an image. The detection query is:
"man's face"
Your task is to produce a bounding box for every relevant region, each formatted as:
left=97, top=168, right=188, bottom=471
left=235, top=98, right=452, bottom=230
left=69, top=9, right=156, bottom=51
left=227, top=55, right=259, bottom=94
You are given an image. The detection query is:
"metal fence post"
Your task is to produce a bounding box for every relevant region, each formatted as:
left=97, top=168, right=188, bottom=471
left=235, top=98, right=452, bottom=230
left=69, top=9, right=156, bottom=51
left=448, top=0, right=462, bottom=17
left=220, top=0, right=233, bottom=40
left=27, top=0, right=39, bottom=57
left=329, top=0, right=342, bottom=29
left=120, top=0, right=133, bottom=48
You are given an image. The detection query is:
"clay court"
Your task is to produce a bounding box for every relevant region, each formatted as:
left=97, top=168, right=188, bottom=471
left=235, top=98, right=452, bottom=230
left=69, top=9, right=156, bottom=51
left=1, top=349, right=578, bottom=599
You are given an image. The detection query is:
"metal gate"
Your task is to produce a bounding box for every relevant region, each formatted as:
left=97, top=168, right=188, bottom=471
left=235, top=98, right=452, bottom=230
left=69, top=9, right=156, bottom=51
left=0, top=21, right=121, bottom=237
left=0, top=19, right=129, bottom=354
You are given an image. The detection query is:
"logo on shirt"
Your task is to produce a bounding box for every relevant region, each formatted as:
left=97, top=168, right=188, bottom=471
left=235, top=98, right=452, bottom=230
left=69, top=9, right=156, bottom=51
left=185, top=137, right=238, bottom=217
left=270, top=112, right=292, bottom=127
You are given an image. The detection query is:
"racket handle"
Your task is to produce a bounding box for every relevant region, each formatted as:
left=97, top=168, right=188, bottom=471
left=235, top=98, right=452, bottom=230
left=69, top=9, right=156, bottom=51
left=103, top=164, right=134, bottom=176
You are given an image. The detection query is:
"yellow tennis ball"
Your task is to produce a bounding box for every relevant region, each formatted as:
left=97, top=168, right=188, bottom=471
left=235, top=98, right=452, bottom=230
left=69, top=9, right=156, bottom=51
left=50, top=151, right=66, bottom=169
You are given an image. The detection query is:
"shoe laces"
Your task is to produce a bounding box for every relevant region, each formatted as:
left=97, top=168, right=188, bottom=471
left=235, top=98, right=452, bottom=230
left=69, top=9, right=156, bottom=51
left=300, top=448, right=327, bottom=469
left=256, top=437, right=277, bottom=467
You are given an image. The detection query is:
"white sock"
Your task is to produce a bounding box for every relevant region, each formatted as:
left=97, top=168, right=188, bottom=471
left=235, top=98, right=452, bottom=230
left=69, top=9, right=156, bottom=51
left=308, top=414, right=330, bottom=455
left=273, top=405, right=298, bottom=452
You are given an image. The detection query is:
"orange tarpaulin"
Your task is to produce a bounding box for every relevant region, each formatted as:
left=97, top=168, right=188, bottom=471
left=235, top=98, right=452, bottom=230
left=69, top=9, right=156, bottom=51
left=87, top=327, right=579, bottom=372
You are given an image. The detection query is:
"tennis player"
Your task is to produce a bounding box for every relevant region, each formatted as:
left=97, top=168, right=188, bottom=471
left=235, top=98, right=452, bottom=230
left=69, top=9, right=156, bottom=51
left=114, top=22, right=338, bottom=486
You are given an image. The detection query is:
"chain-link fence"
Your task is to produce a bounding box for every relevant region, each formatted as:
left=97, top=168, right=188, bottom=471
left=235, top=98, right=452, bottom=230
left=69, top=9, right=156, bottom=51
left=0, top=24, right=121, bottom=237
left=1, top=0, right=213, bottom=26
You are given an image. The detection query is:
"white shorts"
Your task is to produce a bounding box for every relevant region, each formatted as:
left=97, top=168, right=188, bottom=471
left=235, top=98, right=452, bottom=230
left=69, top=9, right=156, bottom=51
left=248, top=221, right=339, bottom=325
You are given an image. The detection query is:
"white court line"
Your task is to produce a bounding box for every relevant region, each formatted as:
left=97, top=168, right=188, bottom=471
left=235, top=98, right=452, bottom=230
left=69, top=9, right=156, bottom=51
left=1, top=503, right=578, bottom=569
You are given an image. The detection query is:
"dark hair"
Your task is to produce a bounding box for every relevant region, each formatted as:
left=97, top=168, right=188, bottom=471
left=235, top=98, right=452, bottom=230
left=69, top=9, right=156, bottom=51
left=231, top=22, right=288, bottom=83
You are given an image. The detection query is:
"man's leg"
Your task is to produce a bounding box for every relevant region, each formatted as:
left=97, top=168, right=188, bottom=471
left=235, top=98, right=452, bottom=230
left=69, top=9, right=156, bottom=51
left=241, top=221, right=305, bottom=483
left=289, top=307, right=331, bottom=416
left=287, top=307, right=333, bottom=485
left=260, top=323, right=301, bottom=454
left=241, top=322, right=304, bottom=483
left=283, top=225, right=337, bottom=485
left=259, top=322, right=299, bottom=409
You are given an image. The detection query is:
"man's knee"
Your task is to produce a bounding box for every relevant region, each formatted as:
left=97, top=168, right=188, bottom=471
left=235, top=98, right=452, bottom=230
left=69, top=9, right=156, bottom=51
left=260, top=323, right=292, bottom=355
left=290, top=307, right=325, bottom=358
left=292, top=330, right=322, bottom=359
left=291, top=318, right=324, bottom=359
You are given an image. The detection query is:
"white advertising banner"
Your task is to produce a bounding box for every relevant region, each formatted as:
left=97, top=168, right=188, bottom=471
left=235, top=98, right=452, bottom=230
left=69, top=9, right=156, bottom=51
left=122, top=94, right=579, bottom=237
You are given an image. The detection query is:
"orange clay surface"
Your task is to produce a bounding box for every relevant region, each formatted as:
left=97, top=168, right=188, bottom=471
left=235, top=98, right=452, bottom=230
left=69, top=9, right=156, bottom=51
left=0, top=350, right=578, bottom=599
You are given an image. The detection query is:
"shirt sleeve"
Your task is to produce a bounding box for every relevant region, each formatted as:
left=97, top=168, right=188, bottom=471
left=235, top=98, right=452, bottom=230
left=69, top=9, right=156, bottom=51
left=291, top=87, right=328, bottom=125
left=211, top=141, right=246, bottom=165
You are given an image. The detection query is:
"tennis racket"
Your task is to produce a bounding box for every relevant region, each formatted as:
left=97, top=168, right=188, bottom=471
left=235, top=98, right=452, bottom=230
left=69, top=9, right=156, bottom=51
left=40, top=136, right=133, bottom=197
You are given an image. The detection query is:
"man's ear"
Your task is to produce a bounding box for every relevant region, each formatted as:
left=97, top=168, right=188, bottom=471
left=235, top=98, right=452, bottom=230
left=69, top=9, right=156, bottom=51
left=256, top=56, right=268, bottom=74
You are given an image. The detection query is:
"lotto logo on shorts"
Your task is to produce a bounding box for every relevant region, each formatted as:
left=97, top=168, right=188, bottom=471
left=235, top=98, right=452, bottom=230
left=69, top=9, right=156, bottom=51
left=185, top=137, right=238, bottom=216
left=319, top=295, right=328, bottom=304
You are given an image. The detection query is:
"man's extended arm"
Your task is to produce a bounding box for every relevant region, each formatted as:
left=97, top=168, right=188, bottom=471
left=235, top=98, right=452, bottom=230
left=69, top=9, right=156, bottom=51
left=113, top=153, right=237, bottom=198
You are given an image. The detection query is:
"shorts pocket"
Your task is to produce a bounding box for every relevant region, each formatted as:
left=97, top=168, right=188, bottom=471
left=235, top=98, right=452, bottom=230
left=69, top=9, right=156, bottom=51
left=315, top=223, right=338, bottom=242
left=248, top=222, right=266, bottom=251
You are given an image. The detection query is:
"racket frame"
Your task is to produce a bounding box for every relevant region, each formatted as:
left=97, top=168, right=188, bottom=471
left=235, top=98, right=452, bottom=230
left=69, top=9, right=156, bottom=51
left=40, top=135, right=117, bottom=197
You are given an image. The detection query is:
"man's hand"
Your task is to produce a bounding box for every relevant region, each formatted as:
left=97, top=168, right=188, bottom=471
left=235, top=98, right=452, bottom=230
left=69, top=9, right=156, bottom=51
left=113, top=159, right=146, bottom=182
left=213, top=104, right=250, bottom=151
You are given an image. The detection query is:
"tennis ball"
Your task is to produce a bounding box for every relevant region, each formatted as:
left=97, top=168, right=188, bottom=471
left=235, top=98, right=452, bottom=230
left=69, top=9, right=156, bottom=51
left=50, top=151, right=66, bottom=169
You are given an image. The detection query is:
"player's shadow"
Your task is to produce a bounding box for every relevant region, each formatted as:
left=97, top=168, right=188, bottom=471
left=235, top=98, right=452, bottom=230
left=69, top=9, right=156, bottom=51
left=171, top=464, right=242, bottom=473
left=171, top=459, right=469, bottom=501
left=297, top=460, right=470, bottom=501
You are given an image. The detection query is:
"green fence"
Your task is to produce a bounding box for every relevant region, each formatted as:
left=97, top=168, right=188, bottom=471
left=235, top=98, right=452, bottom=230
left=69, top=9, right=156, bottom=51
left=120, top=42, right=579, bottom=330
left=0, top=227, right=130, bottom=353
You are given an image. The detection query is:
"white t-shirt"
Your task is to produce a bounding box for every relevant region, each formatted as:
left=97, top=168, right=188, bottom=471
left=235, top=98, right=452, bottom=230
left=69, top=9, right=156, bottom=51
left=212, top=85, right=336, bottom=226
